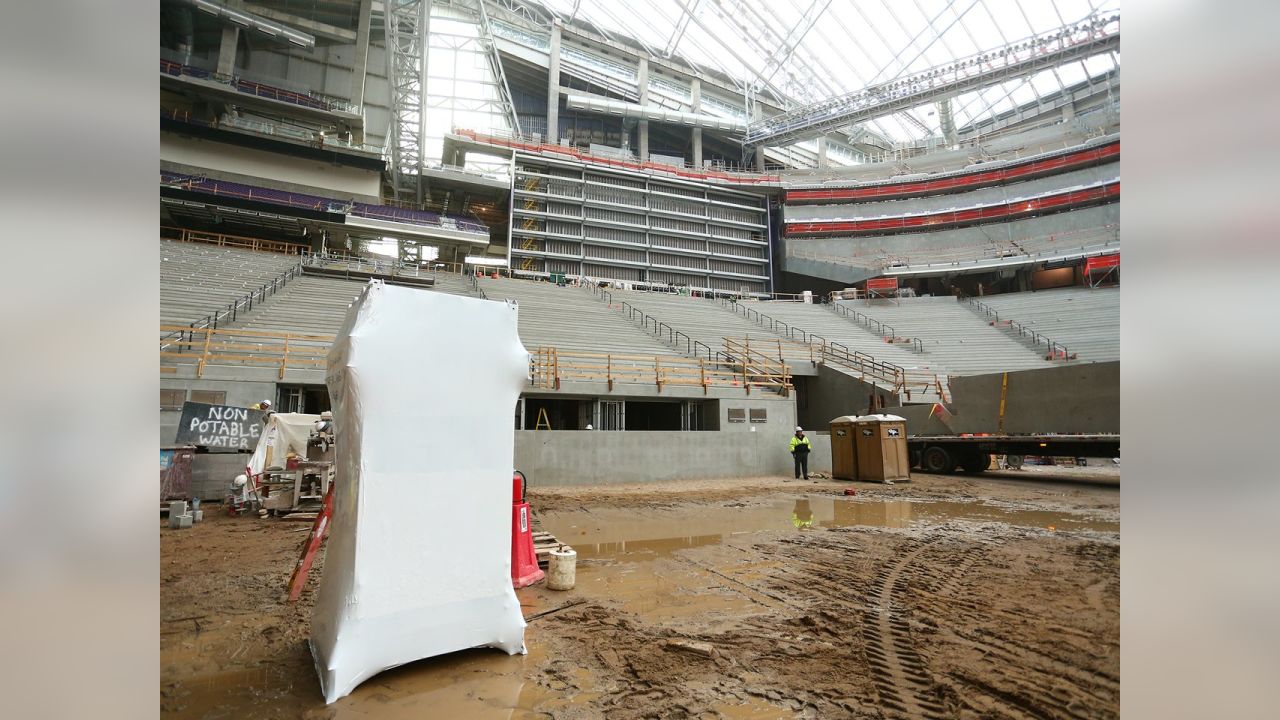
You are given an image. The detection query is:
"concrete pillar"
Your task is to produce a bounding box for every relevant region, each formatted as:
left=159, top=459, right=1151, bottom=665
left=690, top=78, right=702, bottom=167
left=216, top=26, right=239, bottom=75
left=547, top=22, right=562, bottom=143
left=1062, top=102, right=1076, bottom=122
left=637, top=58, right=649, bottom=161
left=817, top=137, right=829, bottom=168
left=751, top=102, right=766, bottom=171
left=937, top=98, right=958, bottom=148
left=350, top=0, right=373, bottom=111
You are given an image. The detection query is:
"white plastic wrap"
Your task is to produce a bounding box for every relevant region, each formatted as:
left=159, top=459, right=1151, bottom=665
left=310, top=281, right=529, bottom=704
left=247, top=412, right=321, bottom=475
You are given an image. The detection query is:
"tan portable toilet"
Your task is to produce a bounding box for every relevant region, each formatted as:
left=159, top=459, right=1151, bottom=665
left=829, top=416, right=861, bottom=480
left=853, top=414, right=910, bottom=483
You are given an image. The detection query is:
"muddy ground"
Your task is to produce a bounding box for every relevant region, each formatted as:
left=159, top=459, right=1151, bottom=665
left=161, top=470, right=1118, bottom=719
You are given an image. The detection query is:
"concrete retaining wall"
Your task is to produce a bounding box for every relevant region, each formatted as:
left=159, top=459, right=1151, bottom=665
left=796, top=366, right=899, bottom=431
left=895, top=360, right=1119, bottom=435
left=515, top=429, right=831, bottom=486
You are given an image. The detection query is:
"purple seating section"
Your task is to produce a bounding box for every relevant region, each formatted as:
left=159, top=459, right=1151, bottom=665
left=161, top=173, right=488, bottom=235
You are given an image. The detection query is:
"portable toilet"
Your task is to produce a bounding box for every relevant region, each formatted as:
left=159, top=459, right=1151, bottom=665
left=828, top=415, right=861, bottom=481
left=853, top=414, right=910, bottom=483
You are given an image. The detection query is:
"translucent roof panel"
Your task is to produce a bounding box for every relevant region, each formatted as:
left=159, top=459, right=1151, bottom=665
left=533, top=0, right=1120, bottom=144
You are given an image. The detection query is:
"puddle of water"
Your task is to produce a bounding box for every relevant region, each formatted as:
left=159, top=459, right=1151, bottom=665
left=164, top=628, right=587, bottom=720
left=540, top=497, right=1117, bottom=564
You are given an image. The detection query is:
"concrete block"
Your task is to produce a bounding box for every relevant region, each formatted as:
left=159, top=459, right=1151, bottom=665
left=178, top=514, right=193, bottom=529
left=168, top=513, right=183, bottom=529
left=168, top=500, right=187, bottom=517
left=193, top=510, right=204, bottom=523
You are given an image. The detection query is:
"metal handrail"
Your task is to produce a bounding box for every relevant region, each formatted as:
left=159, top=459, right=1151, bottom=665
left=161, top=259, right=304, bottom=349
left=826, top=301, right=926, bottom=353
left=965, top=297, right=1074, bottom=360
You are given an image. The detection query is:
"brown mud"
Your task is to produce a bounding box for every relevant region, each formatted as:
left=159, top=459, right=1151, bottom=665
left=161, top=470, right=1118, bottom=718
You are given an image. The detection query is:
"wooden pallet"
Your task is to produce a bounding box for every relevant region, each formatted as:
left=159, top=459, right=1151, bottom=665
left=532, top=531, right=572, bottom=568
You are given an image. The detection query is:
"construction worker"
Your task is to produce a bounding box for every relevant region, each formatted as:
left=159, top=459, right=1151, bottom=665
left=790, top=426, right=812, bottom=480
left=251, top=399, right=273, bottom=427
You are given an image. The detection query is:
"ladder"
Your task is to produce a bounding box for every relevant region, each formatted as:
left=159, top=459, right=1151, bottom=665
left=286, top=483, right=334, bottom=602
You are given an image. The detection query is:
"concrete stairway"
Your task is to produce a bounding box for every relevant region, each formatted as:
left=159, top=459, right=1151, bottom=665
left=611, top=290, right=817, bottom=366
left=219, top=270, right=481, bottom=338
left=836, top=296, right=1053, bottom=376
left=479, top=277, right=681, bottom=356
left=739, top=300, right=949, bottom=376
left=225, top=276, right=367, bottom=337
left=160, top=240, right=301, bottom=326
left=972, top=286, right=1119, bottom=362
left=430, top=271, right=482, bottom=298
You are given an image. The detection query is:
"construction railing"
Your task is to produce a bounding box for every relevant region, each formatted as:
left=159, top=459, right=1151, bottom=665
left=163, top=226, right=305, bottom=255
left=301, top=253, right=435, bottom=280
left=160, top=326, right=333, bottom=379
left=529, top=347, right=790, bottom=396
left=161, top=58, right=357, bottom=114
left=965, top=298, right=1075, bottom=361
left=723, top=336, right=816, bottom=364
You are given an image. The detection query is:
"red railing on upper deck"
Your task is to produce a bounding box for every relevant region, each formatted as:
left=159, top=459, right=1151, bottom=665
left=786, top=141, right=1120, bottom=204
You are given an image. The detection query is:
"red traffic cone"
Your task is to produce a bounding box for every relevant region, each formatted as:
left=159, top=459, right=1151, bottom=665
left=511, top=471, right=545, bottom=588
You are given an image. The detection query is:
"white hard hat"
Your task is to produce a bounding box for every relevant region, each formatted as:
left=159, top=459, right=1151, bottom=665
left=233, top=474, right=248, bottom=487
left=321, top=411, right=333, bottom=419
left=795, top=426, right=803, bottom=432
left=261, top=400, right=272, bottom=407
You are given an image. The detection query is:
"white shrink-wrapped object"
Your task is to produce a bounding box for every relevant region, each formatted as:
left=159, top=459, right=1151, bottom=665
left=311, top=281, right=529, bottom=704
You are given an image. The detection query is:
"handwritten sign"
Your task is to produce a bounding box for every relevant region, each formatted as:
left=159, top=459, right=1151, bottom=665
left=175, top=402, right=265, bottom=450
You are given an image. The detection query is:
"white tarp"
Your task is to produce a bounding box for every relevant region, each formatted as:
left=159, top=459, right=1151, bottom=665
left=310, top=281, right=529, bottom=704
left=247, top=412, right=322, bottom=475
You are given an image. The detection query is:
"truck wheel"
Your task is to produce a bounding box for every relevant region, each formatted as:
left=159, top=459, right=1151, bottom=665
left=922, top=445, right=957, bottom=474
left=959, top=452, right=991, bottom=474
left=1005, top=454, right=1024, bottom=470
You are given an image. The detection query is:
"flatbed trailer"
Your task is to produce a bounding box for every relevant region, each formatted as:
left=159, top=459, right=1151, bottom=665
left=907, top=434, right=1120, bottom=474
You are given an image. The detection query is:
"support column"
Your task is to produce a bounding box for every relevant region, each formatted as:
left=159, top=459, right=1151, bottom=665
left=1062, top=102, right=1076, bottom=122
left=751, top=103, right=765, bottom=171
left=349, top=0, right=373, bottom=116
left=690, top=77, right=702, bottom=167
left=546, top=21, right=562, bottom=143
left=816, top=137, right=829, bottom=168
left=937, top=98, right=958, bottom=148
left=216, top=26, right=239, bottom=75
left=637, top=58, right=649, bottom=161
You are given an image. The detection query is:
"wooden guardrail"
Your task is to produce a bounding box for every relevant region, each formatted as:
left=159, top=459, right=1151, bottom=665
left=160, top=325, right=333, bottom=379
left=162, top=227, right=306, bottom=255
left=531, top=347, right=790, bottom=396
left=723, top=335, right=816, bottom=364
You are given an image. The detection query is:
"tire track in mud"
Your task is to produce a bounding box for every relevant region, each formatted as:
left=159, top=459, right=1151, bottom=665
left=862, top=540, right=948, bottom=719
